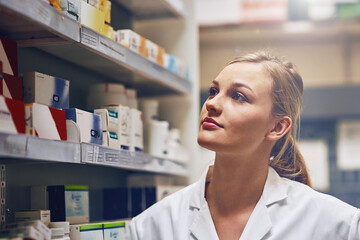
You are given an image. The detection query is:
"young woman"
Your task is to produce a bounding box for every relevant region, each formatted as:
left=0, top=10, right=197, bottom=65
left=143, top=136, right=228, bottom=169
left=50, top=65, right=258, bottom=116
left=125, top=51, right=360, bottom=240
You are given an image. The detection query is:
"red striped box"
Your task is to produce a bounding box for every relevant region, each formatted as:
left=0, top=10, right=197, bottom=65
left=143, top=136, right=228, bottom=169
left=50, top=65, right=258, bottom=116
left=0, top=95, right=25, bottom=134
left=25, top=103, right=67, bottom=141
left=0, top=73, right=23, bottom=100
left=0, top=36, right=18, bottom=77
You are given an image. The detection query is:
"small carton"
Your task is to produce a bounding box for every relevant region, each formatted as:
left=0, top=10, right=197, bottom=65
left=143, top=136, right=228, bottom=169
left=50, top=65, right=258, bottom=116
left=94, top=109, right=119, bottom=133
left=115, top=30, right=147, bottom=57
left=0, top=36, right=18, bottom=77
left=15, top=210, right=51, bottom=225
left=145, top=39, right=164, bottom=66
left=23, top=72, right=70, bottom=109
left=129, top=108, right=143, bottom=152
left=65, top=108, right=102, bottom=144
left=60, top=0, right=80, bottom=20
left=70, top=223, right=103, bottom=240
left=47, top=185, right=90, bottom=224
left=0, top=95, right=25, bottom=134
left=0, top=73, right=23, bottom=100
left=102, top=131, right=120, bottom=149
left=103, top=222, right=125, bottom=240
left=105, top=105, right=130, bottom=150
left=25, top=103, right=67, bottom=141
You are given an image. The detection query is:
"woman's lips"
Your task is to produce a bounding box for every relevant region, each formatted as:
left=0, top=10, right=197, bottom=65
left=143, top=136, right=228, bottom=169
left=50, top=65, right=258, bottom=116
left=202, top=117, right=223, bottom=129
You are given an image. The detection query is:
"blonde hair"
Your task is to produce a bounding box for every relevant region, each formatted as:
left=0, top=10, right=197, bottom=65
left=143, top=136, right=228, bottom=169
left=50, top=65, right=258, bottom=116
left=228, top=50, right=311, bottom=186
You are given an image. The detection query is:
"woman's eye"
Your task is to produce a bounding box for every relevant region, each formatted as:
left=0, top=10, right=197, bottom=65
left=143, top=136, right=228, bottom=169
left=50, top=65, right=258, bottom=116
left=232, top=92, right=248, bottom=102
left=208, top=87, right=218, bottom=97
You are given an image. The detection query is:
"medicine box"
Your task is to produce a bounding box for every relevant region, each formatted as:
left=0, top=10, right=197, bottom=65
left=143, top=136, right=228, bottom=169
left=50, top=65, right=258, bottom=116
left=94, top=109, right=119, bottom=133
left=105, top=105, right=130, bottom=150
left=47, top=185, right=90, bottom=224
left=65, top=108, right=102, bottom=144
left=130, top=108, right=143, bottom=152
left=102, top=131, right=120, bottom=149
left=15, top=210, right=51, bottom=224
left=115, top=30, right=147, bottom=57
left=81, top=1, right=105, bottom=34
left=70, top=223, right=103, bottom=240
left=23, top=72, right=70, bottom=109
left=0, top=95, right=25, bottom=134
left=0, top=36, right=18, bottom=77
left=0, top=73, right=23, bottom=100
left=103, top=222, right=125, bottom=240
left=60, top=0, right=80, bottom=20
left=25, top=103, right=67, bottom=141
left=145, top=39, right=164, bottom=66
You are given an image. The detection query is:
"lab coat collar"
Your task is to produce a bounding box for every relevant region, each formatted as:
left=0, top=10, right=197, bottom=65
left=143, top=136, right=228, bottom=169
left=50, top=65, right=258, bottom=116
left=189, top=166, right=288, bottom=240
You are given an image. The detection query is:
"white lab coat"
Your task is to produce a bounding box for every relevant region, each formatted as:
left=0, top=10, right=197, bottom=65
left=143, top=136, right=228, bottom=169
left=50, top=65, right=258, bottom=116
left=125, top=166, right=360, bottom=240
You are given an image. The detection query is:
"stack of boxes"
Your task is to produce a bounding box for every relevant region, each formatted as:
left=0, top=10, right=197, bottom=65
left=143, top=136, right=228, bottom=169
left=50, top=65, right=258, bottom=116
left=88, top=83, right=143, bottom=152
left=0, top=36, right=25, bottom=136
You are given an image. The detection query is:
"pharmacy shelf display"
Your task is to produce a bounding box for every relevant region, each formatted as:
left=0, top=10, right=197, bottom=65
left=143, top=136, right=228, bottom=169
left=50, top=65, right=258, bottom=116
left=0, top=0, right=192, bottom=96
left=114, top=0, right=185, bottom=20
left=0, top=133, right=188, bottom=176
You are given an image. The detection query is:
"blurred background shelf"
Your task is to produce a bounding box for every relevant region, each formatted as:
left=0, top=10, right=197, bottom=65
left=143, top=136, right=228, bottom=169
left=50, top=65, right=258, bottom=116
left=114, top=0, right=185, bottom=20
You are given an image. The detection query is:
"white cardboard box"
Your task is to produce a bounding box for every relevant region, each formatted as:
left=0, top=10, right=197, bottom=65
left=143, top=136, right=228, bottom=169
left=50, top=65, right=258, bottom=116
left=23, top=72, right=70, bottom=109
left=70, top=223, right=104, bottom=240
left=105, top=105, right=130, bottom=150
left=25, top=103, right=67, bottom=141
left=65, top=108, right=102, bottom=144
left=15, top=210, right=51, bottom=225
left=130, top=108, right=143, bottom=152
left=94, top=109, right=119, bottom=133
left=115, top=30, right=147, bottom=57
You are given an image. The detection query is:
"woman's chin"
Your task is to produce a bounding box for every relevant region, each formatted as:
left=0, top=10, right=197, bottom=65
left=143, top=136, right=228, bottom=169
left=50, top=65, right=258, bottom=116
left=197, top=136, right=221, bottom=151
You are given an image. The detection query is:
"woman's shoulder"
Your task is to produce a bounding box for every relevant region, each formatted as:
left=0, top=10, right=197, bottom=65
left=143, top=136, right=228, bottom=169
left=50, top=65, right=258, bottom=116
left=281, top=176, right=359, bottom=222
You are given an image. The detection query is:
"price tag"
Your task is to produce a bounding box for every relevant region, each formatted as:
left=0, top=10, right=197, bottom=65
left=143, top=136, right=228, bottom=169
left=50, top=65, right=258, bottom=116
left=81, top=28, right=98, bottom=48
left=99, top=36, right=126, bottom=62
left=81, top=143, right=94, bottom=163
left=105, top=152, right=119, bottom=164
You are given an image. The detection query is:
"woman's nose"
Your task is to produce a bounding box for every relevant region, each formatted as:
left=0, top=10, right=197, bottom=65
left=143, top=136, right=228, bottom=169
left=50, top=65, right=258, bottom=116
left=206, top=95, right=222, bottom=114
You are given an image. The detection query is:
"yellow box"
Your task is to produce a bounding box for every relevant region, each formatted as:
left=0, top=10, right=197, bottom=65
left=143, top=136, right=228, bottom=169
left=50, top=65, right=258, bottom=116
left=104, top=23, right=114, bottom=40
left=102, top=0, right=111, bottom=24
left=81, top=1, right=105, bottom=35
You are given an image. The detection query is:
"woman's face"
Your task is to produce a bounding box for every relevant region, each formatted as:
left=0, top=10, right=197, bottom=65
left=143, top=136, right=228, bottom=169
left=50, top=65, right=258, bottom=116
left=198, top=62, right=276, bottom=156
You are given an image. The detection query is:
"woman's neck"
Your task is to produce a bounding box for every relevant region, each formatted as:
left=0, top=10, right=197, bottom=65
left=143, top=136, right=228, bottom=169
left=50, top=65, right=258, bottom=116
left=206, top=152, right=269, bottom=217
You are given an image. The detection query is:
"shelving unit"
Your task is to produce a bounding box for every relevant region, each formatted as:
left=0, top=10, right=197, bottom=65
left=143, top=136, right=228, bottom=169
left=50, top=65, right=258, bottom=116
left=0, top=133, right=188, bottom=176
left=0, top=0, right=199, bottom=223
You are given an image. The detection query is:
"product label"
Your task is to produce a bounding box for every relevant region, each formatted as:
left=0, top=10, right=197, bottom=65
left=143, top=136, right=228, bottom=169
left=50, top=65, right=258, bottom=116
left=65, top=189, right=89, bottom=218
left=81, top=28, right=98, bottom=48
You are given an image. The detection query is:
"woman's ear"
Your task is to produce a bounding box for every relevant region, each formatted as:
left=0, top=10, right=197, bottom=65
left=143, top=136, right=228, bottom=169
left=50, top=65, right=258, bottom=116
left=266, top=116, right=292, bottom=141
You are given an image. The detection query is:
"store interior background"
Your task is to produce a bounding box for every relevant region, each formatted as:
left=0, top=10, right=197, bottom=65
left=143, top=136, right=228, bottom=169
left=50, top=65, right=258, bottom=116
left=3, top=0, right=360, bottom=224
left=196, top=0, right=360, bottom=207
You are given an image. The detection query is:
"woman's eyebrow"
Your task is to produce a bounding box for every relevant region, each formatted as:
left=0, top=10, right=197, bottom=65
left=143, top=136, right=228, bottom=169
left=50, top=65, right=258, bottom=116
left=212, top=80, right=219, bottom=85
left=232, top=82, right=253, bottom=92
